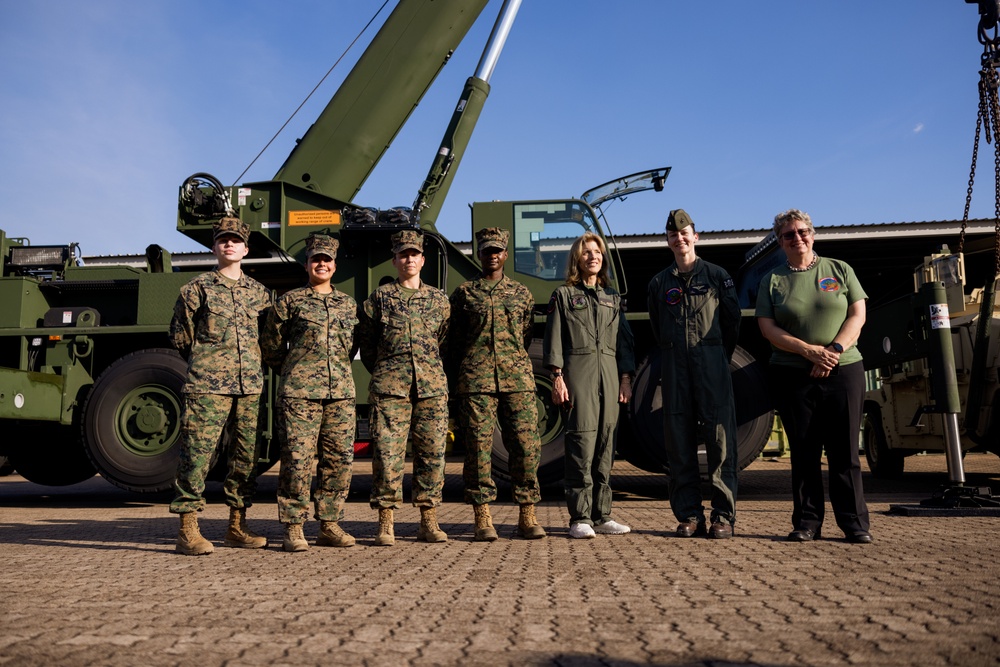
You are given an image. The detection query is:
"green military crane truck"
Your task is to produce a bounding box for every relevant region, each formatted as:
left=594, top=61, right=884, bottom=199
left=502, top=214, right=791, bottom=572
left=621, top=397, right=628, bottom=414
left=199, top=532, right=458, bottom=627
left=0, top=0, right=776, bottom=492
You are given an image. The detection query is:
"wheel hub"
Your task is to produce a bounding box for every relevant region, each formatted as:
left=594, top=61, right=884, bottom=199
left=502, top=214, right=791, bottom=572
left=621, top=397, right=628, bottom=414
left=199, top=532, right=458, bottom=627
left=116, top=385, right=181, bottom=457
left=135, top=405, right=168, bottom=434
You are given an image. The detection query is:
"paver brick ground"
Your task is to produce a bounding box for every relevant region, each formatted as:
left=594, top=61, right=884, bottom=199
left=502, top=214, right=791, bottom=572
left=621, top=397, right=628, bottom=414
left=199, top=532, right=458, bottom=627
left=0, top=452, right=998, bottom=666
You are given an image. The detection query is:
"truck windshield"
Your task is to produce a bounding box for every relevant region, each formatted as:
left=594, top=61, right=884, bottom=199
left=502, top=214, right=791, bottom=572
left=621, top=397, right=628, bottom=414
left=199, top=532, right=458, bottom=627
left=511, top=201, right=613, bottom=283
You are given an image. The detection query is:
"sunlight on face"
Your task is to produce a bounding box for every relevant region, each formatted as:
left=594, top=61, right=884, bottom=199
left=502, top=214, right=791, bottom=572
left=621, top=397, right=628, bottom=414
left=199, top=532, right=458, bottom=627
left=307, top=254, right=335, bottom=286
left=392, top=248, right=425, bottom=280
left=579, top=239, right=603, bottom=279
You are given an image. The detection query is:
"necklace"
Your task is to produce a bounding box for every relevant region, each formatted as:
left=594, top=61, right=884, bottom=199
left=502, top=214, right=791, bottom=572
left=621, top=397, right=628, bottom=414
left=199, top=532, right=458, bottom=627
left=787, top=253, right=818, bottom=273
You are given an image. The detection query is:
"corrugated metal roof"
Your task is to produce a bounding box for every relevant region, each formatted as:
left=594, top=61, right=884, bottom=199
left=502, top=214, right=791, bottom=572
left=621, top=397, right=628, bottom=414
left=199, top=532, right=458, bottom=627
left=608, top=218, right=999, bottom=248
left=82, top=218, right=997, bottom=264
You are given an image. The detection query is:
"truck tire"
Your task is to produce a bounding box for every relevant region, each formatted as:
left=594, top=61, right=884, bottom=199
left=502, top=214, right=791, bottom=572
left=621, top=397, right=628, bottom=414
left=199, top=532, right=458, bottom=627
left=626, top=346, right=774, bottom=476
left=985, top=394, right=1000, bottom=458
left=863, top=403, right=904, bottom=479
left=6, top=420, right=98, bottom=486
left=82, top=349, right=187, bottom=493
left=489, top=339, right=565, bottom=486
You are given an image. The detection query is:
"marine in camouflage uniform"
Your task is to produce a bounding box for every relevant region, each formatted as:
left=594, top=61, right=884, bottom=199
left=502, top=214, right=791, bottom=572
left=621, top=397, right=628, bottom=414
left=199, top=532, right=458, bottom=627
left=648, top=209, right=740, bottom=539
left=448, top=227, right=545, bottom=541
left=168, top=216, right=271, bottom=555
left=543, top=231, right=635, bottom=539
left=357, top=229, right=450, bottom=546
left=261, top=234, right=359, bottom=552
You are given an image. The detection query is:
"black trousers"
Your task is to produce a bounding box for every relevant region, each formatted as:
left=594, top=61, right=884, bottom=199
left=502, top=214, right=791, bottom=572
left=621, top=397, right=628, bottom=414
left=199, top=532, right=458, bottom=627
left=768, top=362, right=870, bottom=535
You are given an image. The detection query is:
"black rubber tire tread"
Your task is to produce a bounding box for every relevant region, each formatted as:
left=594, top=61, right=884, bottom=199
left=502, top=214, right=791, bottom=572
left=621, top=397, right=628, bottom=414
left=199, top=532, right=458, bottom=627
left=863, top=403, right=905, bottom=479
left=206, top=420, right=276, bottom=482
left=7, top=420, right=97, bottom=487
left=81, top=348, right=187, bottom=493
left=626, top=345, right=774, bottom=476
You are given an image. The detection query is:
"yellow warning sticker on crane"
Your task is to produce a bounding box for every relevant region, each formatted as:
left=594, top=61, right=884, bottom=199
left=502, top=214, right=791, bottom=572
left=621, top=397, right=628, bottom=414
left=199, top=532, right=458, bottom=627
left=288, top=210, right=341, bottom=226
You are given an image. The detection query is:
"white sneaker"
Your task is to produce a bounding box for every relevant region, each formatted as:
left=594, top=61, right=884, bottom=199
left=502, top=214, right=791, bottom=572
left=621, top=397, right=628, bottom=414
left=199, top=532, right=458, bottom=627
left=568, top=522, right=597, bottom=539
left=594, top=519, right=631, bottom=535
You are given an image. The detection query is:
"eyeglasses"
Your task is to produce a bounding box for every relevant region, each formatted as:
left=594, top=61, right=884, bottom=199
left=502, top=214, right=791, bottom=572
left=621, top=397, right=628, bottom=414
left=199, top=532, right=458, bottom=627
left=779, top=228, right=812, bottom=241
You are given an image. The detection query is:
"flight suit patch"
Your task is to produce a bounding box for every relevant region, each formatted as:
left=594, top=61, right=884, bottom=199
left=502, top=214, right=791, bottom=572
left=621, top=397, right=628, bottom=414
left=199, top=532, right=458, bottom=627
left=665, top=287, right=682, bottom=305
left=547, top=294, right=557, bottom=313
left=570, top=295, right=588, bottom=310
left=688, top=283, right=708, bottom=296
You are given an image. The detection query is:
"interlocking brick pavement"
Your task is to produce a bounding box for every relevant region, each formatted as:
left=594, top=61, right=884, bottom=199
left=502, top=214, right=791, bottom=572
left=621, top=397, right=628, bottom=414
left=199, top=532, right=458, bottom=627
left=0, top=453, right=998, bottom=666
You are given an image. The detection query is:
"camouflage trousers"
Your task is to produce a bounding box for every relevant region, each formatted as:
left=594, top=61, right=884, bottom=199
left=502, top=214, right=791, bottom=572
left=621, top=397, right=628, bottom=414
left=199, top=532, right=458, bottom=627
left=170, top=393, right=261, bottom=514
left=277, top=397, right=356, bottom=524
left=369, top=392, right=447, bottom=509
left=459, top=391, right=541, bottom=506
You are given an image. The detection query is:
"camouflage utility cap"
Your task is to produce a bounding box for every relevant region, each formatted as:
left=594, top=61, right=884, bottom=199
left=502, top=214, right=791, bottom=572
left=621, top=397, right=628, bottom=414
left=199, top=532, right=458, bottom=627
left=214, top=216, right=250, bottom=243
left=666, top=209, right=694, bottom=233
left=391, top=229, right=423, bottom=254
left=476, top=227, right=508, bottom=252
left=306, top=234, right=339, bottom=260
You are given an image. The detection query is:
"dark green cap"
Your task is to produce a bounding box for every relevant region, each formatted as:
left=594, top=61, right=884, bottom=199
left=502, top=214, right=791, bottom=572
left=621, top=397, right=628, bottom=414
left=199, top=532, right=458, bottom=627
left=666, top=209, right=694, bottom=233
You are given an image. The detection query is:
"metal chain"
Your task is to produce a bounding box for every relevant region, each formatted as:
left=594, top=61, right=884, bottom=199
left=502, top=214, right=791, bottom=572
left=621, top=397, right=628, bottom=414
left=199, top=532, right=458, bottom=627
left=988, top=57, right=1000, bottom=274
left=963, top=36, right=1000, bottom=274
left=960, top=90, right=983, bottom=255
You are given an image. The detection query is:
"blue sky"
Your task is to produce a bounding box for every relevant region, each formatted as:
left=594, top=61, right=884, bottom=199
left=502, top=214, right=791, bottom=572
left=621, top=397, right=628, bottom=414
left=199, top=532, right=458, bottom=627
left=0, top=1, right=992, bottom=255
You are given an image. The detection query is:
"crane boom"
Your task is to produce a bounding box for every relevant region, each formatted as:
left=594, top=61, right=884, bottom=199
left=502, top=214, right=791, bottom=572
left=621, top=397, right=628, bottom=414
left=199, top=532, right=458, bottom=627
left=273, top=0, right=490, bottom=202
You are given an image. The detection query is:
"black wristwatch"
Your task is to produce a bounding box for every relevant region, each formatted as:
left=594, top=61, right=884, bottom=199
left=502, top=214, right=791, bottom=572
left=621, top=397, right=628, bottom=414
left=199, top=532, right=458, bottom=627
left=830, top=342, right=844, bottom=354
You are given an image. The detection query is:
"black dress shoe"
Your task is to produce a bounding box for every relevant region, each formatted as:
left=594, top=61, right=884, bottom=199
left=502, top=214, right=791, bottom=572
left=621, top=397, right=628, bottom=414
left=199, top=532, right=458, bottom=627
left=847, top=531, right=873, bottom=544
left=708, top=521, right=734, bottom=539
left=787, top=528, right=821, bottom=542
left=676, top=521, right=707, bottom=538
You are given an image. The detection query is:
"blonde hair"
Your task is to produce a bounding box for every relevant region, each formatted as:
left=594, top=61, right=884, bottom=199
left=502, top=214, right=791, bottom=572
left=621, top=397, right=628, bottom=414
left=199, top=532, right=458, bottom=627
left=564, top=232, right=609, bottom=287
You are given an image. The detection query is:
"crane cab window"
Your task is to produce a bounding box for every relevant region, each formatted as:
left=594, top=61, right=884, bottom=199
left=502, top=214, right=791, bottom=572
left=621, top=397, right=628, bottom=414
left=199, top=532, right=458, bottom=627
left=512, top=201, right=612, bottom=283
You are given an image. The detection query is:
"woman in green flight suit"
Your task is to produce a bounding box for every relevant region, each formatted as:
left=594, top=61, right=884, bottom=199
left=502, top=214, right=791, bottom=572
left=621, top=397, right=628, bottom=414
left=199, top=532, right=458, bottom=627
left=543, top=232, right=635, bottom=539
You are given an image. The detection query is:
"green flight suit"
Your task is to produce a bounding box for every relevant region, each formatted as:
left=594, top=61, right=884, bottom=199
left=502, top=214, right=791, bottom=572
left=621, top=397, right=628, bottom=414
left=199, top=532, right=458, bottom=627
left=543, top=283, right=635, bottom=526
left=648, top=257, right=740, bottom=526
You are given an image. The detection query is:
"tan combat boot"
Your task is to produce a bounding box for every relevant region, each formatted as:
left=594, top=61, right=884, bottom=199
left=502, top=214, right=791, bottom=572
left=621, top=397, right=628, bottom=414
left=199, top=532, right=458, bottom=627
left=223, top=507, right=268, bottom=549
left=373, top=508, right=395, bottom=546
left=176, top=512, right=214, bottom=556
left=316, top=521, right=356, bottom=548
left=517, top=504, right=547, bottom=539
left=417, top=506, right=448, bottom=543
left=473, top=503, right=498, bottom=542
left=282, top=523, right=309, bottom=552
